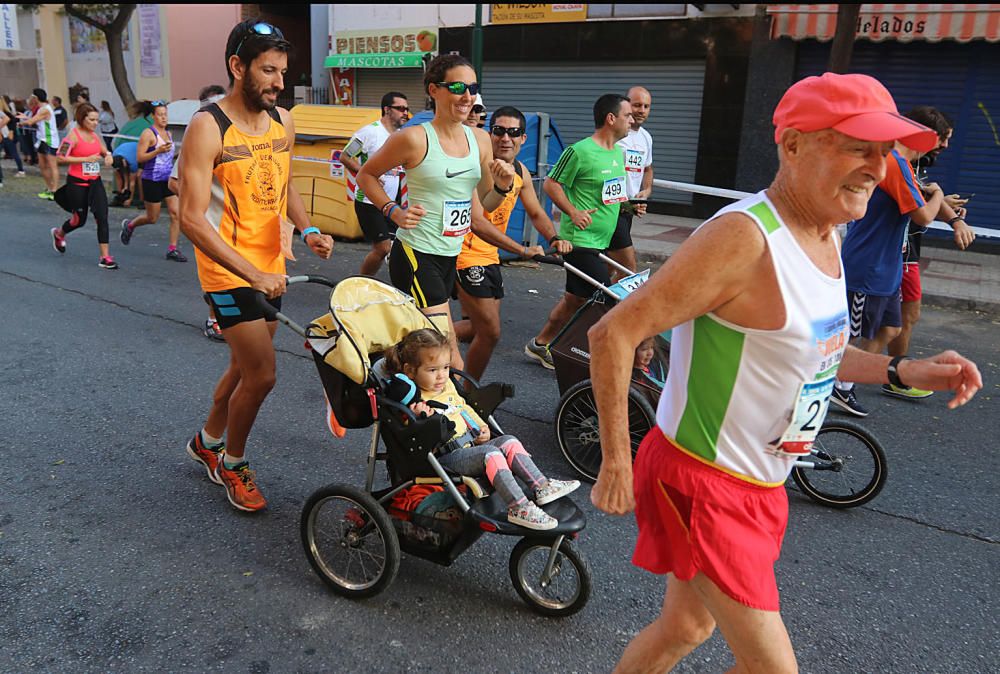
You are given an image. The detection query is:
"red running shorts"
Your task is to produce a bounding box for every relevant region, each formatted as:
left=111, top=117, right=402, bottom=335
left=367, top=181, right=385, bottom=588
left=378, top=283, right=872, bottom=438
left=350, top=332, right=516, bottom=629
left=901, top=262, right=922, bottom=303
left=632, top=429, right=789, bottom=612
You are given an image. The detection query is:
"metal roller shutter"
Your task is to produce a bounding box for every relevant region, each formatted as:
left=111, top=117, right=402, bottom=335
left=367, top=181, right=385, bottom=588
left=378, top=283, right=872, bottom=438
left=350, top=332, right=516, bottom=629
left=797, top=41, right=1000, bottom=234
left=355, top=69, right=428, bottom=111
left=482, top=61, right=706, bottom=205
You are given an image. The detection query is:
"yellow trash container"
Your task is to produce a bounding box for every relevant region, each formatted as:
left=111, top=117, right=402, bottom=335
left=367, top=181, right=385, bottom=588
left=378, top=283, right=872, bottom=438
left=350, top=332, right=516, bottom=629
left=290, top=104, right=381, bottom=239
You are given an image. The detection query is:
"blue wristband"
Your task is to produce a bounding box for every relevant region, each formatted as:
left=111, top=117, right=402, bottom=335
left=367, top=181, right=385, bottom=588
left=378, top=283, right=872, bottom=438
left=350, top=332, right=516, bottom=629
left=301, top=226, right=320, bottom=239
left=386, top=204, right=399, bottom=220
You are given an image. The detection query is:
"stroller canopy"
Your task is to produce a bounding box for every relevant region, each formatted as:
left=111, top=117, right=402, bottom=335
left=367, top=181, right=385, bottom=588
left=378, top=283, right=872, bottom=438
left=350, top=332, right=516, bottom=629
left=306, top=277, right=448, bottom=385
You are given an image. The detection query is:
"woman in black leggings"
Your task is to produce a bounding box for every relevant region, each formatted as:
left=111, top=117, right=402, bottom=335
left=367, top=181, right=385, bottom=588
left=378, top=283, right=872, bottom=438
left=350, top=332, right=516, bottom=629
left=52, top=103, right=117, bottom=269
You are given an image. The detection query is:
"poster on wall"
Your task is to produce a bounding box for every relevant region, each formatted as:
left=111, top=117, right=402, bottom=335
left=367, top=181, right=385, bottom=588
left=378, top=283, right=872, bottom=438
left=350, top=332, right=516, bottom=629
left=330, top=67, right=355, bottom=106
left=1, top=4, right=19, bottom=51
left=138, top=4, right=162, bottom=78
left=69, top=9, right=130, bottom=54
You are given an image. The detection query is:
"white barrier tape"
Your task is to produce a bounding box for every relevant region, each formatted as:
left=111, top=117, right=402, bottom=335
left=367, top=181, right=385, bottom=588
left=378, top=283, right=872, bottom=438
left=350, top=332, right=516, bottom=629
left=653, top=178, right=995, bottom=239
left=653, top=178, right=751, bottom=201
left=292, top=155, right=337, bottom=164
left=16, top=127, right=143, bottom=141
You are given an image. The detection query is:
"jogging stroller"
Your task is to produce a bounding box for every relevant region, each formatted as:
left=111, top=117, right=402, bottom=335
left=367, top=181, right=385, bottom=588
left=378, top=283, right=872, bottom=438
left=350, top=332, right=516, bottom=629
left=535, top=255, right=887, bottom=509
left=266, top=275, right=592, bottom=616
left=535, top=253, right=669, bottom=483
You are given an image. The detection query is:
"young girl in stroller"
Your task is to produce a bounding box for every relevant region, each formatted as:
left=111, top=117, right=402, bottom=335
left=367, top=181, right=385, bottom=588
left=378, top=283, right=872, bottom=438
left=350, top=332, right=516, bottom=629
left=383, top=328, right=579, bottom=531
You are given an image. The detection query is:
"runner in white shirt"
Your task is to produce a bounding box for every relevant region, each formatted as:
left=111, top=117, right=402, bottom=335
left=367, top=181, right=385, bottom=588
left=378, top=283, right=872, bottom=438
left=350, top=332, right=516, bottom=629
left=341, top=92, right=410, bottom=276
left=608, top=86, right=654, bottom=280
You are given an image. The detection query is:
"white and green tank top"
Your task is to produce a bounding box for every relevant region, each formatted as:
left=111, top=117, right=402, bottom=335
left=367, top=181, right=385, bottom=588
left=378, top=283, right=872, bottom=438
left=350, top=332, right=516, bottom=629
left=36, top=104, right=59, bottom=148
left=656, top=191, right=850, bottom=486
left=396, top=122, right=481, bottom=257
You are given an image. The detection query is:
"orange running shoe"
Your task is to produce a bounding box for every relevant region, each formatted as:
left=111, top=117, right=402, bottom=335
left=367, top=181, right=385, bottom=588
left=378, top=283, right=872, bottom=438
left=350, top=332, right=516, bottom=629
left=186, top=433, right=223, bottom=485
left=213, top=460, right=267, bottom=512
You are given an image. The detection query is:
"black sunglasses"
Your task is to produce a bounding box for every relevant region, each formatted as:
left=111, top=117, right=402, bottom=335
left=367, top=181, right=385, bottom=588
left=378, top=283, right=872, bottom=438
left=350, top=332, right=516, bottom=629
left=235, top=22, right=285, bottom=57
left=491, top=126, right=524, bottom=139
left=434, top=81, right=481, bottom=96
left=388, top=105, right=410, bottom=113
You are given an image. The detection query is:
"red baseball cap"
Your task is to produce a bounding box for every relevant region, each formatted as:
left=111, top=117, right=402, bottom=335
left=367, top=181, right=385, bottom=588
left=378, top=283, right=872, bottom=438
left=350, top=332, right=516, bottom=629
left=773, top=73, right=937, bottom=152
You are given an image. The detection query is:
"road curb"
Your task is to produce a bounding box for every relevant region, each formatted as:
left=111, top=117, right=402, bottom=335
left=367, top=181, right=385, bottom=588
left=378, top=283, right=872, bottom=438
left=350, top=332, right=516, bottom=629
left=921, top=293, right=1000, bottom=318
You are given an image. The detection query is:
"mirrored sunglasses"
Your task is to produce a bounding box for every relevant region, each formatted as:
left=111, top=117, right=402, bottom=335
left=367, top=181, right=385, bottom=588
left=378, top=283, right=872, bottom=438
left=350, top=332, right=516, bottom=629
left=235, top=22, right=285, bottom=57
left=435, top=81, right=481, bottom=96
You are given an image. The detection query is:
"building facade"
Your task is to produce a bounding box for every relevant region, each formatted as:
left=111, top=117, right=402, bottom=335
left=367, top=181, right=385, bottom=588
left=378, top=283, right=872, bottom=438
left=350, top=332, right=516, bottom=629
left=738, top=4, right=1000, bottom=235
left=6, top=4, right=237, bottom=127
left=324, top=3, right=755, bottom=217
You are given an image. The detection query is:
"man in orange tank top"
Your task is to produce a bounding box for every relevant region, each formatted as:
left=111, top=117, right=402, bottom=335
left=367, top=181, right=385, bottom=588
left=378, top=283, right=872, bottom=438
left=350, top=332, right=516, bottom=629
left=178, top=19, right=333, bottom=513
left=453, top=106, right=570, bottom=381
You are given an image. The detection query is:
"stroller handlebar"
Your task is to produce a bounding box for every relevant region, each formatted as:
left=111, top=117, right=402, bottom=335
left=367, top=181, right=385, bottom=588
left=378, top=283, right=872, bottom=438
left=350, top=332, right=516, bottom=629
left=254, top=275, right=338, bottom=326
left=532, top=254, right=564, bottom=266
left=287, top=275, right=337, bottom=288
left=253, top=275, right=340, bottom=338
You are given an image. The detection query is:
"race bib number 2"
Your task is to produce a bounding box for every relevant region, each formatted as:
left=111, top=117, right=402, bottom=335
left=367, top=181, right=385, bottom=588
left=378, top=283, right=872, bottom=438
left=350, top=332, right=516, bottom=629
left=602, top=176, right=627, bottom=205
left=771, top=378, right=835, bottom=456
left=442, top=199, right=472, bottom=237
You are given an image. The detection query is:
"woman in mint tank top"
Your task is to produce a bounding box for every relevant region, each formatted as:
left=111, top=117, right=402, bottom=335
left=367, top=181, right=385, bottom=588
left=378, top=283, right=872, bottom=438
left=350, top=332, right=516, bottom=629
left=356, top=54, right=523, bottom=367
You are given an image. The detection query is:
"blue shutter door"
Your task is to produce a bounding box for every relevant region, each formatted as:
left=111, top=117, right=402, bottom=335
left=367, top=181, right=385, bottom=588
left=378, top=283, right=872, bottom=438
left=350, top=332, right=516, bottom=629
left=797, top=41, right=1000, bottom=235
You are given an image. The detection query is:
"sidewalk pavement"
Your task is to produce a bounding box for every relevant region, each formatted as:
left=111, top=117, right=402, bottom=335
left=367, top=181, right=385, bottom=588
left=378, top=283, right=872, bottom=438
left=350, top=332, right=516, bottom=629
left=632, top=213, right=1000, bottom=316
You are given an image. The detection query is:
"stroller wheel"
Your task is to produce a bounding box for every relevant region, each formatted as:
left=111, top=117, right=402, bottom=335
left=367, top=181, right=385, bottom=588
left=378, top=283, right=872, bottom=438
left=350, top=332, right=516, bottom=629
left=555, top=380, right=656, bottom=482
left=509, top=537, right=591, bottom=617
left=301, top=484, right=400, bottom=599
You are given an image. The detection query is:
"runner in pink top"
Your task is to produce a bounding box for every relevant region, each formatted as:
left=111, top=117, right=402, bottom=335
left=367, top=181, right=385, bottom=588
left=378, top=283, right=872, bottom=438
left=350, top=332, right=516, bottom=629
left=53, top=102, right=117, bottom=269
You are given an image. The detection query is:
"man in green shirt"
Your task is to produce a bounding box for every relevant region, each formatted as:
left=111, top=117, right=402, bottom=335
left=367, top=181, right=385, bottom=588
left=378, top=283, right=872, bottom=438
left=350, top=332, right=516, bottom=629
left=525, top=93, right=631, bottom=369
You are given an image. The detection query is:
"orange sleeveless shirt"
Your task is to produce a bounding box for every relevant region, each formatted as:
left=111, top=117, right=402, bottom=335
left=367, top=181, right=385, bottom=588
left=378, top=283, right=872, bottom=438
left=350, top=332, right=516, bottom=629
left=195, top=104, right=291, bottom=292
left=456, top=169, right=524, bottom=270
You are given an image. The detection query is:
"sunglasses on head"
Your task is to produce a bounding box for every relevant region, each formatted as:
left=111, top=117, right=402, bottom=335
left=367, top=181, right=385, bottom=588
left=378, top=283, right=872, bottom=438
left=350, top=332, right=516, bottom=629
left=434, top=81, right=480, bottom=96
left=235, top=22, right=285, bottom=57
left=151, top=100, right=167, bottom=107
left=490, top=126, right=524, bottom=138
left=388, top=105, right=410, bottom=113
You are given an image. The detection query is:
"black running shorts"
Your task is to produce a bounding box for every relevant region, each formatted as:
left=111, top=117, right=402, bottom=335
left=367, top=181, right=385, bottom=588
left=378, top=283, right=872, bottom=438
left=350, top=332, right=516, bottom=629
left=203, top=287, right=282, bottom=330
left=388, top=239, right=457, bottom=308
left=607, top=210, right=634, bottom=251
left=563, top=247, right=610, bottom=299
left=457, top=263, right=504, bottom=299
left=356, top=200, right=396, bottom=243
left=142, top=178, right=175, bottom=204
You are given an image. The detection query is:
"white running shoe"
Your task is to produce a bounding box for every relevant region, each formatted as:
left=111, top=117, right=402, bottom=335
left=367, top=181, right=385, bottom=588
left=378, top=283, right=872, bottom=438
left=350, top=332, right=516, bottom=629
left=534, top=479, right=580, bottom=506
left=508, top=502, right=557, bottom=530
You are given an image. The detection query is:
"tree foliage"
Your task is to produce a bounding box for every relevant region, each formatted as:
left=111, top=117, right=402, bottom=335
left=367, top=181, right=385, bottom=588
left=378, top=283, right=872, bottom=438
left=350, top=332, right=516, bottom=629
left=19, top=4, right=138, bottom=109
left=63, top=4, right=138, bottom=109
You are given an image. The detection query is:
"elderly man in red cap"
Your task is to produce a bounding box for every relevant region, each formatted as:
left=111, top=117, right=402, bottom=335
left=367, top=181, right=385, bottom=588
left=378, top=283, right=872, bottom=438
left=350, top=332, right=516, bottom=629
left=587, top=73, right=983, bottom=673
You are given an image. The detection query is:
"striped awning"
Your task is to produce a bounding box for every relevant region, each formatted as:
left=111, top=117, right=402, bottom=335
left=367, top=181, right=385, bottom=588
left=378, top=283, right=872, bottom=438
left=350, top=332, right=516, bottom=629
left=769, top=4, right=1000, bottom=43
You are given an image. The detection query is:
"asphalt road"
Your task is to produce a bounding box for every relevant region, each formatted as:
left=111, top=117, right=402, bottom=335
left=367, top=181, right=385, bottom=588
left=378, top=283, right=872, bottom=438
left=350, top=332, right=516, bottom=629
left=1, top=181, right=998, bottom=673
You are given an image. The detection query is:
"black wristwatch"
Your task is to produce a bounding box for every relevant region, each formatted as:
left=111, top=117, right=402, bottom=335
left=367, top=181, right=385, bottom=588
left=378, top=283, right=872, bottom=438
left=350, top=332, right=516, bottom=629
left=493, top=182, right=513, bottom=196
left=548, top=235, right=560, bottom=245
left=887, top=356, right=910, bottom=388
left=947, top=216, right=965, bottom=226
